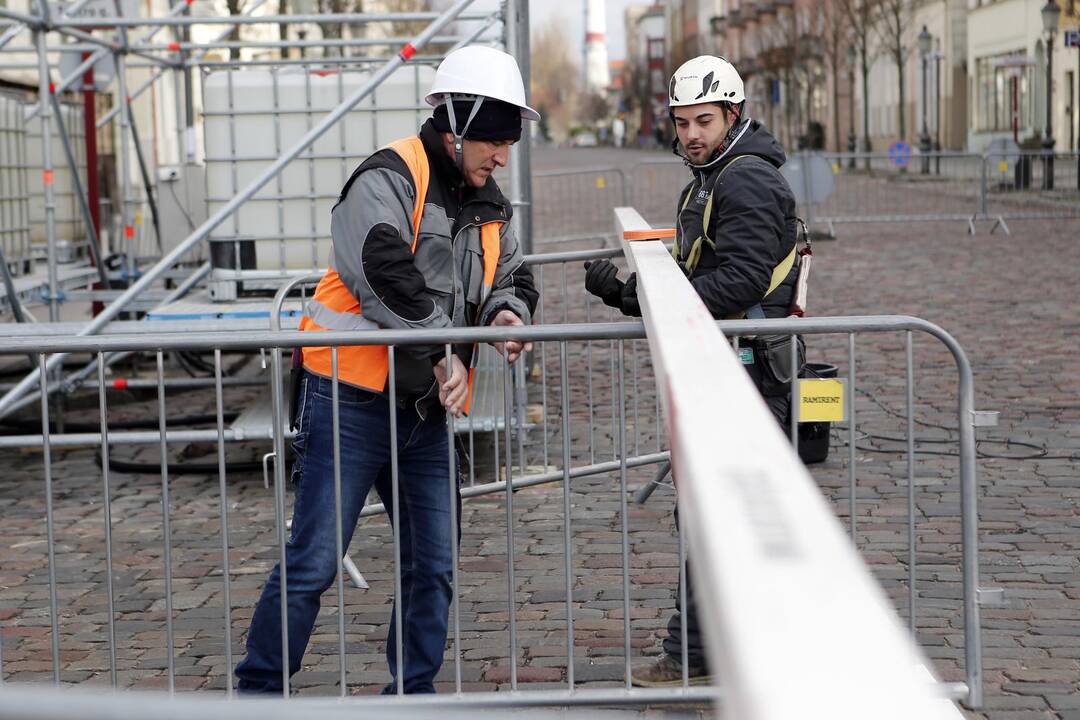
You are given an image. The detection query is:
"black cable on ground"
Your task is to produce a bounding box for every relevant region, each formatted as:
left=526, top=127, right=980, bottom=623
left=840, top=385, right=1078, bottom=460
left=830, top=428, right=1079, bottom=461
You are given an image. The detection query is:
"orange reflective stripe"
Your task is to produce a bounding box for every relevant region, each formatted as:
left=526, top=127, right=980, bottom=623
left=463, top=366, right=477, bottom=415
left=310, top=269, right=360, bottom=313
left=385, top=136, right=429, bottom=251
left=480, top=222, right=501, bottom=294
left=300, top=313, right=390, bottom=391
left=301, top=136, right=505, bottom=409
left=301, top=137, right=429, bottom=391
left=464, top=222, right=503, bottom=413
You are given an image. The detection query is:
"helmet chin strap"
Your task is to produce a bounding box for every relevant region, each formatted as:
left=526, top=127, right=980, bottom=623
left=444, top=93, right=486, bottom=173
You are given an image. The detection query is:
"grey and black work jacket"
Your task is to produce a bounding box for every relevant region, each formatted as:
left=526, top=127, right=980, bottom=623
left=304, top=119, right=537, bottom=398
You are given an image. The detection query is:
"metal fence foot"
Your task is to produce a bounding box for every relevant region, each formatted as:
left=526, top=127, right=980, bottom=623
left=989, top=217, right=1010, bottom=236
left=967, top=217, right=977, bottom=236
left=342, top=554, right=370, bottom=589
left=633, top=460, right=671, bottom=504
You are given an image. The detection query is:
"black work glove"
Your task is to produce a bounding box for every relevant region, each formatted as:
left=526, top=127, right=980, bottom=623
left=583, top=260, right=625, bottom=309
left=621, top=272, right=641, bottom=317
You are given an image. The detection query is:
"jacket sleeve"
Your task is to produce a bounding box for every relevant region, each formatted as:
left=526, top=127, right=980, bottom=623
left=477, top=220, right=538, bottom=326
left=690, top=161, right=787, bottom=318
left=329, top=166, right=451, bottom=358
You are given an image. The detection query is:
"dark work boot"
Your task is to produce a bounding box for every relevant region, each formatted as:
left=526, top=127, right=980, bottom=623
left=631, top=652, right=711, bottom=688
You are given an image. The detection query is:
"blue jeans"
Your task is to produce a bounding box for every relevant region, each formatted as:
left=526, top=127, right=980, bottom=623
left=236, top=371, right=455, bottom=694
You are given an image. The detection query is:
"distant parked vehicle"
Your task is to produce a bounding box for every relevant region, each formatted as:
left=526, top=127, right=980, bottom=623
left=570, top=131, right=598, bottom=147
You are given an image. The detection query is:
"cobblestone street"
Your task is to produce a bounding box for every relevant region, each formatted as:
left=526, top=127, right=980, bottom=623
left=1, top=146, right=1077, bottom=718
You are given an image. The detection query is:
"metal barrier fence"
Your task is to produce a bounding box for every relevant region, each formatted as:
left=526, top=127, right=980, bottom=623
left=263, top=246, right=648, bottom=479
left=0, top=312, right=983, bottom=709
left=532, top=151, right=1080, bottom=247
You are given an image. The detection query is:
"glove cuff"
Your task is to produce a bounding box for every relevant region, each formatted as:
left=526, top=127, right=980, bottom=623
left=600, top=280, right=625, bottom=309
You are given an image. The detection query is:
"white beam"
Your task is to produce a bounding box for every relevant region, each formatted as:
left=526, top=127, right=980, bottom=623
left=615, top=206, right=964, bottom=720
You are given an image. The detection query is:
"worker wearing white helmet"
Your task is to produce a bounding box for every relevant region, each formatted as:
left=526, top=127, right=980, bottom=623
left=236, top=45, right=539, bottom=696
left=585, top=55, right=807, bottom=688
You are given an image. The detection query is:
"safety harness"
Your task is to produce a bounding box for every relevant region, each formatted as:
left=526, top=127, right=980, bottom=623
left=673, top=154, right=799, bottom=319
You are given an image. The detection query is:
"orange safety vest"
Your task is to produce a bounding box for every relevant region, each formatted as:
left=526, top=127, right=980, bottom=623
left=299, top=135, right=502, bottom=412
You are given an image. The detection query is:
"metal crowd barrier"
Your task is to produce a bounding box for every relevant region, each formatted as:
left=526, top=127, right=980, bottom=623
left=532, top=151, right=1080, bottom=247
left=531, top=161, right=681, bottom=248
left=0, top=311, right=984, bottom=709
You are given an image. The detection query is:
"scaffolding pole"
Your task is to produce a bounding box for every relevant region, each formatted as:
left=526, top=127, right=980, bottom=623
left=49, top=91, right=108, bottom=287
left=43, top=11, right=492, bottom=29
left=94, top=0, right=272, bottom=131
left=0, top=0, right=481, bottom=419
left=504, top=0, right=532, bottom=256
left=24, top=0, right=193, bottom=122
left=115, top=42, right=135, bottom=279
left=33, top=24, right=60, bottom=323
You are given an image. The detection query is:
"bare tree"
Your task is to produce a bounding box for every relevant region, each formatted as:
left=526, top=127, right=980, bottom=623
left=223, top=0, right=245, bottom=60
left=835, top=0, right=876, bottom=155
left=759, top=7, right=799, bottom=148
left=278, top=0, right=288, bottom=48
left=872, top=0, right=917, bottom=141
left=383, top=0, right=436, bottom=38
left=315, top=0, right=357, bottom=56
left=791, top=5, right=824, bottom=146
left=351, top=0, right=441, bottom=58
left=817, top=0, right=847, bottom=151
left=623, top=56, right=650, bottom=132
left=530, top=16, right=580, bottom=142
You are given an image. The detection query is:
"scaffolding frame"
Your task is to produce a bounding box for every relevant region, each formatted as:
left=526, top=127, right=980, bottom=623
left=0, top=0, right=534, bottom=420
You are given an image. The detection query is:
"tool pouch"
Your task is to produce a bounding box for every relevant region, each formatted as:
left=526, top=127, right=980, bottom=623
left=753, top=333, right=806, bottom=397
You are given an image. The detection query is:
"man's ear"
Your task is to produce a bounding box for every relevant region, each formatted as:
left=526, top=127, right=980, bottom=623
left=439, top=131, right=457, bottom=156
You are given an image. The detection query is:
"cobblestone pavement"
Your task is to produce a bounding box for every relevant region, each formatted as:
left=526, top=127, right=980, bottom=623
left=0, top=146, right=1077, bottom=719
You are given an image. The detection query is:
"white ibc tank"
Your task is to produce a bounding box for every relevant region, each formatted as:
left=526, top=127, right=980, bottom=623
left=25, top=99, right=87, bottom=251
left=0, top=94, right=32, bottom=272
left=202, top=65, right=435, bottom=271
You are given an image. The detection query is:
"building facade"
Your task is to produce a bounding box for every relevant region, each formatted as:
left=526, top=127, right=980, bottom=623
left=967, top=0, right=1079, bottom=152
left=665, top=0, right=973, bottom=152
left=622, top=4, right=668, bottom=146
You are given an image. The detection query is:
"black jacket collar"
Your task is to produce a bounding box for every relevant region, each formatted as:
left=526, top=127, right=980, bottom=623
left=419, top=119, right=512, bottom=224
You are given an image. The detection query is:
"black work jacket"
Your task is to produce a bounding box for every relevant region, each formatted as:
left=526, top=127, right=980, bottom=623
left=674, top=119, right=799, bottom=319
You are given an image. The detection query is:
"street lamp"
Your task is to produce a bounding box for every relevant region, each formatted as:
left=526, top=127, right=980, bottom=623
left=918, top=25, right=932, bottom=175
left=933, top=46, right=942, bottom=175
left=1041, top=0, right=1060, bottom=189
left=846, top=44, right=856, bottom=168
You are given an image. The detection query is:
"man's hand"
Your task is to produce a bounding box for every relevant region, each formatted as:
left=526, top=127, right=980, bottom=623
left=489, top=309, right=532, bottom=365
left=434, top=354, right=468, bottom=417
left=584, top=260, right=625, bottom=308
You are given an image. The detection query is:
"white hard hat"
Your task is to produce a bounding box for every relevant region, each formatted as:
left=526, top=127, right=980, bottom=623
left=425, top=45, right=540, bottom=121
left=668, top=55, right=745, bottom=108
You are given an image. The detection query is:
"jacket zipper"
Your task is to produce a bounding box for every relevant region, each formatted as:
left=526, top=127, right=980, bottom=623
left=415, top=220, right=476, bottom=421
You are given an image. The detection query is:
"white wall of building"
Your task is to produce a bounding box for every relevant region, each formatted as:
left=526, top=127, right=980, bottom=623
left=859, top=0, right=967, bottom=149
left=967, top=0, right=1079, bottom=152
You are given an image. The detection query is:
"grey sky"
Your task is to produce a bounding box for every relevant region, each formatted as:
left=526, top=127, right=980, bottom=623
left=465, top=1, right=643, bottom=61
left=530, top=0, right=641, bottom=61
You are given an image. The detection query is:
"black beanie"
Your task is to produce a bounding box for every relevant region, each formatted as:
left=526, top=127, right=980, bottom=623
left=431, top=98, right=522, bottom=142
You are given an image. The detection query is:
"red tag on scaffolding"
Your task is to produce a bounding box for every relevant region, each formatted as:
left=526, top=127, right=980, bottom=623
left=399, top=43, right=416, bottom=61
left=42, top=170, right=54, bottom=186
left=124, top=225, right=135, bottom=239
